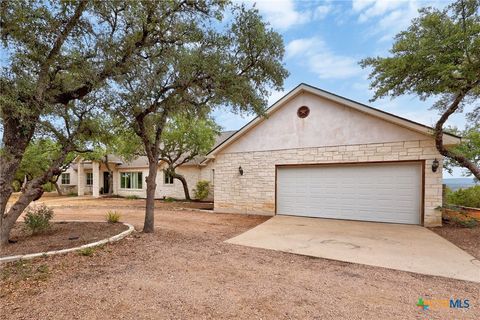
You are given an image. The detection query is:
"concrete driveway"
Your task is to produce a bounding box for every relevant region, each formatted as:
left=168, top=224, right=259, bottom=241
left=226, top=216, right=480, bottom=283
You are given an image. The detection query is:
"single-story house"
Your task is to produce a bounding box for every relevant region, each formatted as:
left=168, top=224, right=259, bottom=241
left=61, top=83, right=461, bottom=227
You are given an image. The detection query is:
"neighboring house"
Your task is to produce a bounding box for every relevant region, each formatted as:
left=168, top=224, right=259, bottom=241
left=61, top=83, right=461, bottom=227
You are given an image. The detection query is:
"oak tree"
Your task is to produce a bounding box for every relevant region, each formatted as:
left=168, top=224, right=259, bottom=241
left=360, top=0, right=480, bottom=180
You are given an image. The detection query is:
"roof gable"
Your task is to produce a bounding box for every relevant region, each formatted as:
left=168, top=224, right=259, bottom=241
left=206, top=83, right=461, bottom=157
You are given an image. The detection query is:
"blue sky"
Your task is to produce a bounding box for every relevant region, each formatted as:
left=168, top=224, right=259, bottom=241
left=213, top=0, right=468, bottom=178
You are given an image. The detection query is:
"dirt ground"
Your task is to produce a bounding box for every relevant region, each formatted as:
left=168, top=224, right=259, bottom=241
left=430, top=220, right=480, bottom=259
left=1, top=196, right=479, bottom=319
left=2, top=222, right=128, bottom=257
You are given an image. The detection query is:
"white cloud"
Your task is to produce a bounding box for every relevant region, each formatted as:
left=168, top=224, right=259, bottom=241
left=351, top=0, right=449, bottom=42
left=286, top=37, right=363, bottom=80
left=250, top=0, right=306, bottom=30
left=356, top=0, right=404, bottom=22
left=313, top=4, right=333, bottom=20
left=239, top=0, right=334, bottom=31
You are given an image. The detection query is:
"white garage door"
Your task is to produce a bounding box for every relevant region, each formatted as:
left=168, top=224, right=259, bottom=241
left=277, top=162, right=422, bottom=224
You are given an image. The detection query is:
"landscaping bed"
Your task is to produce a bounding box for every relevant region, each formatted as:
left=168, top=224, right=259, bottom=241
left=1, top=222, right=128, bottom=257
left=430, top=220, right=480, bottom=259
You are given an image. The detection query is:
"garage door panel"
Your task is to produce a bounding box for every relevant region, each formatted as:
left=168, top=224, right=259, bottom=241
left=277, top=163, right=422, bottom=224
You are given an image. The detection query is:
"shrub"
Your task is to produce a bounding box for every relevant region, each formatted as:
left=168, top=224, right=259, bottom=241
left=106, top=211, right=121, bottom=223
left=42, top=182, right=54, bottom=192
left=164, top=197, right=175, bottom=202
left=125, top=195, right=140, bottom=200
left=12, top=180, right=21, bottom=192
left=194, top=180, right=210, bottom=200
left=78, top=247, right=95, bottom=256
left=23, top=205, right=54, bottom=235
left=446, top=185, right=480, bottom=208
left=449, top=216, right=478, bottom=228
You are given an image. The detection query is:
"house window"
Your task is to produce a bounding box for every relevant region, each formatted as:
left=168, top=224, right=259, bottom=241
left=86, top=172, right=93, bottom=186
left=61, top=173, right=70, bottom=185
left=164, top=171, right=174, bottom=184
left=211, top=169, right=215, bottom=186
left=120, top=172, right=143, bottom=189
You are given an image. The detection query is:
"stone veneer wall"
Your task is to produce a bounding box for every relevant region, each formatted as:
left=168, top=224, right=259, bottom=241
left=214, top=139, right=443, bottom=227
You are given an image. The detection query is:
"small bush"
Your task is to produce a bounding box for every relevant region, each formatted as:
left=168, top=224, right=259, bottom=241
left=42, top=182, right=54, bottom=192
left=106, top=211, right=121, bottom=223
left=12, top=180, right=21, bottom=192
left=164, top=197, right=175, bottom=202
left=23, top=205, right=54, bottom=235
left=78, top=247, right=95, bottom=256
left=446, top=185, right=480, bottom=208
left=67, top=192, right=77, bottom=197
left=194, top=180, right=210, bottom=200
left=449, top=216, right=478, bottom=228
left=125, top=195, right=140, bottom=200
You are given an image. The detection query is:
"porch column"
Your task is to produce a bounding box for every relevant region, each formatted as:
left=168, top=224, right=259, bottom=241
left=92, top=161, right=100, bottom=198
left=112, top=170, right=119, bottom=195
left=77, top=162, right=85, bottom=196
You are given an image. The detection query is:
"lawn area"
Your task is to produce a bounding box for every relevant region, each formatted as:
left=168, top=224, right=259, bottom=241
left=1, top=196, right=479, bottom=319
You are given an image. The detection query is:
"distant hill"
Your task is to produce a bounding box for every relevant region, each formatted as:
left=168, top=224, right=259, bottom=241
left=443, top=178, right=479, bottom=191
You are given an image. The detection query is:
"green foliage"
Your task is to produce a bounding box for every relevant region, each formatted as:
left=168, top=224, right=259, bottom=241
left=194, top=180, right=211, bottom=200
left=23, top=205, right=54, bottom=235
left=360, top=0, right=480, bottom=102
left=14, top=139, right=75, bottom=187
left=164, top=197, right=176, bottom=203
left=67, top=192, right=77, bottom=197
left=12, top=180, right=21, bottom=192
left=78, top=247, right=96, bottom=257
left=106, top=211, right=121, bottom=223
left=360, top=0, right=480, bottom=179
left=444, top=125, right=480, bottom=176
left=446, top=185, right=480, bottom=208
left=125, top=195, right=139, bottom=200
left=161, top=114, right=220, bottom=164
left=42, top=182, right=54, bottom=192
left=448, top=215, right=479, bottom=228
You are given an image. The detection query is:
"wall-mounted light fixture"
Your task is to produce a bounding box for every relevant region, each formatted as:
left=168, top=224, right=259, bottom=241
left=432, top=158, right=439, bottom=172
left=238, top=166, right=244, bottom=176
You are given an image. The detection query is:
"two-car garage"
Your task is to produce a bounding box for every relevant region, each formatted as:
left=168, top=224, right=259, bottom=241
left=276, top=162, right=423, bottom=225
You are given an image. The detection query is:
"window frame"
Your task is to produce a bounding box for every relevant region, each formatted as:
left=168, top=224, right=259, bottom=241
left=86, top=172, right=93, bottom=186
left=120, top=172, right=143, bottom=190
left=61, top=173, right=70, bottom=185
left=164, top=171, right=174, bottom=185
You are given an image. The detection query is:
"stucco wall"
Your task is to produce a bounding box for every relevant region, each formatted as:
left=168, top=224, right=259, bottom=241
left=214, top=139, right=443, bottom=227
left=154, top=164, right=200, bottom=199
left=114, top=165, right=201, bottom=199
left=222, top=92, right=426, bottom=154
left=58, top=167, right=78, bottom=194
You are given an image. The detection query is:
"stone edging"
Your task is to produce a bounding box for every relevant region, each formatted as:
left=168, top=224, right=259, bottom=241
left=0, top=220, right=135, bottom=264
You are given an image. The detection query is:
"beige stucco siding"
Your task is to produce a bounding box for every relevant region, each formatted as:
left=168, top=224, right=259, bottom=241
left=214, top=140, right=443, bottom=227
left=154, top=165, right=200, bottom=199
left=114, top=165, right=201, bottom=199
left=222, top=92, right=426, bottom=154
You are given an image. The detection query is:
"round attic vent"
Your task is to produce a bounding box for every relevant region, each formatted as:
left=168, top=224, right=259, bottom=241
left=297, top=106, right=310, bottom=118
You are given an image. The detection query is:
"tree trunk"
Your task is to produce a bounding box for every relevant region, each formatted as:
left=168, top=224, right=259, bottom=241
left=108, top=173, right=114, bottom=195
left=0, top=185, right=44, bottom=246
left=54, top=181, right=63, bottom=196
left=173, top=172, right=190, bottom=201
left=143, top=161, right=158, bottom=233
left=0, top=148, right=68, bottom=247
left=434, top=91, right=480, bottom=181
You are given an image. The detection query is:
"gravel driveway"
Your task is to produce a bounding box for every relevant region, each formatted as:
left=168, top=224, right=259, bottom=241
left=1, top=196, right=479, bottom=319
